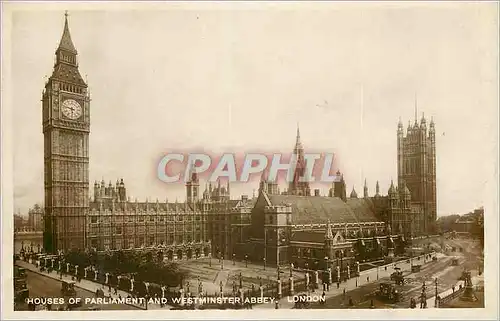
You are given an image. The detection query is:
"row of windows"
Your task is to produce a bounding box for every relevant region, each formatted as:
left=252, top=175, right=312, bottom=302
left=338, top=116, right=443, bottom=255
left=89, top=216, right=206, bottom=223
left=60, top=82, right=84, bottom=94
left=89, top=235, right=205, bottom=247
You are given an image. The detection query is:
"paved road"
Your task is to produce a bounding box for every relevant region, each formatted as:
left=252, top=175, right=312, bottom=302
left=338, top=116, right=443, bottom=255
left=305, top=238, right=483, bottom=310
left=14, top=271, right=139, bottom=311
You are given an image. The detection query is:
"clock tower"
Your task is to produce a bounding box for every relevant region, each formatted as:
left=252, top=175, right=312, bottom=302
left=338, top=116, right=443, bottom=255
left=42, top=13, right=90, bottom=253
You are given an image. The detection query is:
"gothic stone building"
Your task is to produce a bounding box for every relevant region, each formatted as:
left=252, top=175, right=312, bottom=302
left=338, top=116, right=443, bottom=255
left=242, top=124, right=435, bottom=268
left=397, top=114, right=437, bottom=233
left=87, top=178, right=212, bottom=260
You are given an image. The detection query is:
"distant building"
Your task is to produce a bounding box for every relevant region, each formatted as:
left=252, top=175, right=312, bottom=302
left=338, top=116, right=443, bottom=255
left=453, top=207, right=484, bottom=234
left=28, top=204, right=44, bottom=231
left=14, top=214, right=28, bottom=232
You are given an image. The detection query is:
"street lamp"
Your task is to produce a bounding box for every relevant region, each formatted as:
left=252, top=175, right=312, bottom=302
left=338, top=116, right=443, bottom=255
left=434, top=278, right=438, bottom=307
left=245, top=254, right=248, bottom=268
left=221, top=255, right=224, bottom=270
left=277, top=265, right=281, bottom=280
left=209, top=253, right=212, bottom=267
left=263, top=257, right=266, bottom=270
left=233, top=253, right=235, bottom=265
left=290, top=263, right=294, bottom=278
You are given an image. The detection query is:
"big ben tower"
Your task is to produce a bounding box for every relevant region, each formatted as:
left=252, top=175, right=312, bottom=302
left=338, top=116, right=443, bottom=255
left=42, top=12, right=90, bottom=253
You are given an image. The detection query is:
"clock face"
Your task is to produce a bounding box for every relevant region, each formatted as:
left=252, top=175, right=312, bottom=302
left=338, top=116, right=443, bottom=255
left=61, top=99, right=82, bottom=120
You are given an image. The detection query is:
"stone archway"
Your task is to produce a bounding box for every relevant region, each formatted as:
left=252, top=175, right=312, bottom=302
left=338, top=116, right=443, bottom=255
left=177, top=249, right=183, bottom=260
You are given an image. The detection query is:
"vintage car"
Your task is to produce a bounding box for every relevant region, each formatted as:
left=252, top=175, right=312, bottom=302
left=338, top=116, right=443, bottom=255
left=376, top=283, right=401, bottom=303
left=61, top=280, right=77, bottom=296
left=390, top=268, right=404, bottom=285
left=411, top=265, right=421, bottom=273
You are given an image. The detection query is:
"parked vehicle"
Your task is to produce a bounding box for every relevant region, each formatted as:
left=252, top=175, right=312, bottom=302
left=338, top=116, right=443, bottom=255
left=376, top=283, right=401, bottom=303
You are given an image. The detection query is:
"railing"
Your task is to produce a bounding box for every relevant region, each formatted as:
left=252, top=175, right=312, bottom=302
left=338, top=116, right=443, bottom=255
left=438, top=287, right=466, bottom=306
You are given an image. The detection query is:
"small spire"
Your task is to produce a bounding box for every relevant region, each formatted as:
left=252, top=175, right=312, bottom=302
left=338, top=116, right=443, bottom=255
left=58, top=11, right=77, bottom=53
left=414, top=93, right=418, bottom=124
left=294, top=122, right=303, bottom=151
left=325, top=220, right=334, bottom=240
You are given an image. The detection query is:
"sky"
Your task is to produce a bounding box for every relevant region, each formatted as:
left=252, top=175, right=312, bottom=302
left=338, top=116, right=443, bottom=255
left=6, top=2, right=498, bottom=216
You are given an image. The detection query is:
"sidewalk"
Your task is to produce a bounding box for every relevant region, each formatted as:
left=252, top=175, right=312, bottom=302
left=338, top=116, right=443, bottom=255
left=256, top=252, right=440, bottom=309
left=426, top=272, right=484, bottom=308
left=16, top=260, right=168, bottom=310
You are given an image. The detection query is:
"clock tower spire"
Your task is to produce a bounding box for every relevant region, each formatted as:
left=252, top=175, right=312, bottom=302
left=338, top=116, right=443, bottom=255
left=42, top=12, right=90, bottom=253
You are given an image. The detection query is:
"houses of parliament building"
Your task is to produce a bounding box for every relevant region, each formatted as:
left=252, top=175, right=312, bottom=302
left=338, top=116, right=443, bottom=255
left=42, top=14, right=437, bottom=269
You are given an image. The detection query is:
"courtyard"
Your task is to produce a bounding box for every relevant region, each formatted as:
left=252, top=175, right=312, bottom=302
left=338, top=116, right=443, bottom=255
left=176, top=258, right=304, bottom=295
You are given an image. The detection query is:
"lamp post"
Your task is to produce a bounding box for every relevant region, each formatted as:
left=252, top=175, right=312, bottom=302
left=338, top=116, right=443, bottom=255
left=263, top=257, right=266, bottom=270
left=340, top=252, right=344, bottom=280
left=290, top=263, right=294, bottom=278
left=209, top=253, right=212, bottom=267
left=233, top=253, right=235, bottom=266
left=277, top=265, right=280, bottom=281
left=434, top=278, right=438, bottom=308
left=245, top=255, right=248, bottom=268
left=324, top=256, right=329, bottom=285
left=377, top=265, right=379, bottom=280
left=221, top=255, right=224, bottom=270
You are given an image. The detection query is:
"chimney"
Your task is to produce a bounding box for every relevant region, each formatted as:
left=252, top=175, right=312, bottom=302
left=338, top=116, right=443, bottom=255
left=314, top=189, right=320, bottom=196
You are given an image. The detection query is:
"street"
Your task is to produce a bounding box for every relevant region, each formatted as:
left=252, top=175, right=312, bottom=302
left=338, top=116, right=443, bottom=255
left=308, top=237, right=484, bottom=309
left=14, top=271, right=139, bottom=311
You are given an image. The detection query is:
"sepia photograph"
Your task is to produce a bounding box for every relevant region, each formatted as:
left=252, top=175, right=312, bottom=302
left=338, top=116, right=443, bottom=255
left=1, top=1, right=498, bottom=320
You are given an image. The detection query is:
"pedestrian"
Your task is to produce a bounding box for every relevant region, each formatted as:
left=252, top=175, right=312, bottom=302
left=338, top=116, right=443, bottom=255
left=108, top=284, right=111, bottom=292
left=327, top=283, right=330, bottom=291
left=452, top=286, right=455, bottom=293
left=321, top=291, right=326, bottom=305
left=384, top=266, right=387, bottom=271
left=337, top=282, right=340, bottom=289
left=367, top=276, right=369, bottom=282
left=348, top=297, right=353, bottom=307
left=343, top=288, right=346, bottom=298
left=370, top=299, right=375, bottom=309
left=275, top=300, right=279, bottom=309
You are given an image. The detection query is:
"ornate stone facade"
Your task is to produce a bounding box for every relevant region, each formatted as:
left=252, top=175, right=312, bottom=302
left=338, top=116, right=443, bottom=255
left=42, top=14, right=90, bottom=253
left=87, top=179, right=212, bottom=260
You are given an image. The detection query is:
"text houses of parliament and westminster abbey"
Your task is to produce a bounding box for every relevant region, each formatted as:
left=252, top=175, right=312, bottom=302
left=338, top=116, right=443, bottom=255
left=41, top=14, right=437, bottom=269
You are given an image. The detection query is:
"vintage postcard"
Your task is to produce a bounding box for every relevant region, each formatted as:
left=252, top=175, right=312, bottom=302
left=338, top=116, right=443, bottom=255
left=1, top=1, right=498, bottom=320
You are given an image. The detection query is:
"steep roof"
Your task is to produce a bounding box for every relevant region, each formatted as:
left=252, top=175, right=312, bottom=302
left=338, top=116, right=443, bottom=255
left=58, top=13, right=77, bottom=53
left=291, top=230, right=325, bottom=243
left=50, top=63, right=86, bottom=85
left=266, top=194, right=379, bottom=224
